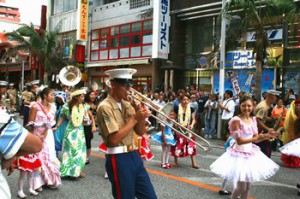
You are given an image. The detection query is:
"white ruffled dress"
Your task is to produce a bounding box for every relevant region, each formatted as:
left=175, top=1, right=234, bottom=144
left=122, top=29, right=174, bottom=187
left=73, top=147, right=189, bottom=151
left=210, top=116, right=279, bottom=182
left=280, top=137, right=300, bottom=157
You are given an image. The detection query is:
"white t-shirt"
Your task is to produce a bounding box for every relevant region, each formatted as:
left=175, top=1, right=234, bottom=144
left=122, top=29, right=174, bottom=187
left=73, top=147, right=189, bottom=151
left=0, top=164, right=10, bottom=199
left=221, top=98, right=235, bottom=119
left=0, top=112, right=28, bottom=199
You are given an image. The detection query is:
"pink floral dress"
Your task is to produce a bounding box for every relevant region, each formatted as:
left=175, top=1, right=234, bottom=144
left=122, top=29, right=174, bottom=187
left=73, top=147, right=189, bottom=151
left=31, top=102, right=61, bottom=189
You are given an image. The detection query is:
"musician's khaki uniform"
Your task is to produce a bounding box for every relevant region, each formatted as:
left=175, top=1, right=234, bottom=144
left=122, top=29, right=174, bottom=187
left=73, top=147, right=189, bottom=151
left=7, top=89, right=17, bottom=105
left=22, top=90, right=35, bottom=104
left=97, top=94, right=135, bottom=147
left=254, top=99, right=272, bottom=157
left=254, top=100, right=270, bottom=123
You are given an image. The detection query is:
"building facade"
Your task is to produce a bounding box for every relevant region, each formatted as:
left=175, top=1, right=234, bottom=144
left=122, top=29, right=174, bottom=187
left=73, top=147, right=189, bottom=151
left=170, top=0, right=300, bottom=95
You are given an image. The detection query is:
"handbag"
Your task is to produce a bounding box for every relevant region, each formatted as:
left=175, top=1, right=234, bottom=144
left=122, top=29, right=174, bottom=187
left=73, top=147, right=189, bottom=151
left=83, top=106, right=92, bottom=126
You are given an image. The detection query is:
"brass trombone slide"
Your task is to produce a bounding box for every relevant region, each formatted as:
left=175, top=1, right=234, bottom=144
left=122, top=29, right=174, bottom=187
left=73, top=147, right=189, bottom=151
left=130, top=88, right=211, bottom=151
left=105, top=80, right=211, bottom=151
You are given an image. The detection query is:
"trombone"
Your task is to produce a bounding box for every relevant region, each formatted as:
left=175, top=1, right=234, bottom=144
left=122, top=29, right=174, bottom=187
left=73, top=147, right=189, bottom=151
left=129, top=88, right=211, bottom=151
left=105, top=80, right=211, bottom=151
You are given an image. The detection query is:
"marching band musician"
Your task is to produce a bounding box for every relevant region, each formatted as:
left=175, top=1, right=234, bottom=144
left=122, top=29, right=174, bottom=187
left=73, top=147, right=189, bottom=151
left=7, top=83, right=17, bottom=113
left=96, top=68, right=157, bottom=199
left=0, top=80, right=14, bottom=113
left=22, top=83, right=35, bottom=126
left=254, top=90, right=280, bottom=158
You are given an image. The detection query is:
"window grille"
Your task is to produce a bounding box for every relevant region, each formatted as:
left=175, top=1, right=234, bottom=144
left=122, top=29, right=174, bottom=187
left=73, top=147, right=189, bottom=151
left=129, top=0, right=150, bottom=10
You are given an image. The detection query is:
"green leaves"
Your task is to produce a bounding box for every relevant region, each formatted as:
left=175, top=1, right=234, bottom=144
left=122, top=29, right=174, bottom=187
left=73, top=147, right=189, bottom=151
left=4, top=21, right=66, bottom=75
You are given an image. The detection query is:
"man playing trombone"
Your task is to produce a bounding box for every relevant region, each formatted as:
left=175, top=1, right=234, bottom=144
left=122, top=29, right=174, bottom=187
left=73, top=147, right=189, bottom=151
left=96, top=68, right=157, bottom=199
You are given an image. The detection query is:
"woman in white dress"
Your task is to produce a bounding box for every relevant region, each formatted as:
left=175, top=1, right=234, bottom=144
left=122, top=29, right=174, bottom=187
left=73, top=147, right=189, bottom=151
left=210, top=96, right=279, bottom=199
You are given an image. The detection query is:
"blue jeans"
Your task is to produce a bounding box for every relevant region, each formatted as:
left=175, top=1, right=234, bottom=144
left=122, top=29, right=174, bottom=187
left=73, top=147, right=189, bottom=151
left=204, top=114, right=217, bottom=137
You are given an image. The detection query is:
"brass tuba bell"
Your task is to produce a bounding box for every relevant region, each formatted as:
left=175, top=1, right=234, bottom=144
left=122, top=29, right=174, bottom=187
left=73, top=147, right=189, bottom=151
left=59, top=65, right=82, bottom=86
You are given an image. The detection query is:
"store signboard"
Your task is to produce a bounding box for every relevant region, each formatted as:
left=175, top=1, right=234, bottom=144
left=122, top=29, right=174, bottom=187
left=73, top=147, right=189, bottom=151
left=226, top=50, right=255, bottom=69
left=185, top=71, right=213, bottom=77
left=152, top=0, right=170, bottom=59
left=213, top=69, right=275, bottom=95
left=77, top=0, right=88, bottom=41
left=247, top=29, right=282, bottom=42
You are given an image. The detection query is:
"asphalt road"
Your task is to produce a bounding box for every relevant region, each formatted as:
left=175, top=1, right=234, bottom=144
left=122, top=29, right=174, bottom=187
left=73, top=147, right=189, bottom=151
left=5, top=119, right=300, bottom=199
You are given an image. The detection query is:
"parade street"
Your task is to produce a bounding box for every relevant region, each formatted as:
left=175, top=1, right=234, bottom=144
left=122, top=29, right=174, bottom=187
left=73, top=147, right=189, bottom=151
left=3, top=118, right=299, bottom=199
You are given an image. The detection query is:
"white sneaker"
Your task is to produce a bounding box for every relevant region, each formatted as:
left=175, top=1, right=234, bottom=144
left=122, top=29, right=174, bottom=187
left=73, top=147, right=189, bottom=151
left=204, top=134, right=208, bottom=139
left=104, top=172, right=108, bottom=179
left=36, top=187, right=43, bottom=192
left=17, top=191, right=27, bottom=198
left=29, top=189, right=39, bottom=196
left=208, top=135, right=213, bottom=139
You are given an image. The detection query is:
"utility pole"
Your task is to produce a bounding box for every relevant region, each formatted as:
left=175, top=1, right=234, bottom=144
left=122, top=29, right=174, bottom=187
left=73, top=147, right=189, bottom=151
left=217, top=0, right=226, bottom=138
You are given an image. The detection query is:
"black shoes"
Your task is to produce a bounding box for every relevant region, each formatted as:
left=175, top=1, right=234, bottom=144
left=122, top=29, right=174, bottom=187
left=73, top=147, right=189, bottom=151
left=218, top=189, right=232, bottom=195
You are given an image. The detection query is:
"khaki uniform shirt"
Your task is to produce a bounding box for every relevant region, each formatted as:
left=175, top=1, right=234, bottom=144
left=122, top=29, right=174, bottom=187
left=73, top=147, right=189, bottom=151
left=254, top=100, right=270, bottom=123
left=96, top=94, right=135, bottom=147
left=22, top=90, right=35, bottom=104
left=7, top=89, right=17, bottom=105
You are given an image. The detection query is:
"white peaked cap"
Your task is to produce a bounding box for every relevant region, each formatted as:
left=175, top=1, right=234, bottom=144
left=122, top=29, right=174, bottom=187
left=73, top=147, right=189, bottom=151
left=0, top=80, right=8, bottom=87
left=30, top=80, right=40, bottom=85
left=105, top=68, right=137, bottom=80
left=267, top=90, right=281, bottom=96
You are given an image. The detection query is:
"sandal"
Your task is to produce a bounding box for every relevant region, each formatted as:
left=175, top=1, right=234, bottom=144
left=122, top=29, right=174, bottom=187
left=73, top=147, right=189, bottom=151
left=218, top=189, right=232, bottom=195
left=35, top=187, right=43, bottom=192
left=29, top=189, right=39, bottom=196
left=166, top=163, right=172, bottom=169
left=192, top=165, right=199, bottom=169
left=79, top=172, right=85, bottom=178
left=17, top=191, right=27, bottom=199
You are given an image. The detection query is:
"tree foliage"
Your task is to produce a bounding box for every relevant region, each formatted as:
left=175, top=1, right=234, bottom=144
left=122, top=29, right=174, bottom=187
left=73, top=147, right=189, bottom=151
left=223, top=0, right=299, bottom=99
left=5, top=22, right=66, bottom=76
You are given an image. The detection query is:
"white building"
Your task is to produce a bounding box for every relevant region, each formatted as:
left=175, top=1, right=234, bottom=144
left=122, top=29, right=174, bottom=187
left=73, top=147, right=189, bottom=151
left=48, top=0, right=171, bottom=92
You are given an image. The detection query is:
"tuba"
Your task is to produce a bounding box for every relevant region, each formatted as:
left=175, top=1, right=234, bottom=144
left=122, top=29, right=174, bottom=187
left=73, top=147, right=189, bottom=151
left=59, top=65, right=82, bottom=86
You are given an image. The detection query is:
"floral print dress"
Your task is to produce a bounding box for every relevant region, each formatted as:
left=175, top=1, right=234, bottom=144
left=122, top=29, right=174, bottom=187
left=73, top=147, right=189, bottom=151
left=60, top=104, right=89, bottom=177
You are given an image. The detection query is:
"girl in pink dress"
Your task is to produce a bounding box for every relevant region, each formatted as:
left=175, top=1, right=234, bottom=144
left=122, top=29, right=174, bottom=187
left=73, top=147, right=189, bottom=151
left=29, top=87, right=61, bottom=191
left=210, top=96, right=279, bottom=199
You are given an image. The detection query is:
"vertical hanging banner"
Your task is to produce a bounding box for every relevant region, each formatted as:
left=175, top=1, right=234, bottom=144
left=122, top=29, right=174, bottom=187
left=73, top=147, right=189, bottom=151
left=152, top=0, right=170, bottom=59
left=77, top=0, right=88, bottom=41
left=231, top=76, right=241, bottom=95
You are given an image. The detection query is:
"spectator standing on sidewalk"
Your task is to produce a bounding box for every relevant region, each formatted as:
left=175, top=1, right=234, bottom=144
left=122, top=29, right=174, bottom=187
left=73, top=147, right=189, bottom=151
left=195, top=91, right=208, bottom=135
left=218, top=90, right=235, bottom=141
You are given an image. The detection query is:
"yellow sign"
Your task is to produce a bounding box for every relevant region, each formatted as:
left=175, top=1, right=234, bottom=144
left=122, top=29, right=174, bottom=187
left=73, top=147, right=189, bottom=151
left=185, top=71, right=213, bottom=77
left=78, top=0, right=88, bottom=41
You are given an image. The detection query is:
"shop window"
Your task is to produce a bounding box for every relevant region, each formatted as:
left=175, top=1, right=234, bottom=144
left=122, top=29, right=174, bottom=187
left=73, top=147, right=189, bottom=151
left=100, top=50, right=108, bottom=59
left=91, top=41, right=99, bottom=50
left=90, top=19, right=152, bottom=61
left=132, top=35, right=141, bottom=45
left=120, top=24, right=130, bottom=34
left=100, top=39, right=108, bottom=49
left=110, top=38, right=119, bottom=48
left=142, top=45, right=152, bottom=56
left=120, top=48, right=129, bottom=58
left=120, top=36, right=130, bottom=47
left=143, top=32, right=152, bottom=44
left=92, top=30, right=99, bottom=40
left=101, top=28, right=109, bottom=38
left=109, top=49, right=118, bottom=59
left=144, top=20, right=152, bottom=31
left=111, top=26, right=119, bottom=36
left=91, top=51, right=98, bottom=61
left=131, top=47, right=141, bottom=57
left=132, top=23, right=141, bottom=32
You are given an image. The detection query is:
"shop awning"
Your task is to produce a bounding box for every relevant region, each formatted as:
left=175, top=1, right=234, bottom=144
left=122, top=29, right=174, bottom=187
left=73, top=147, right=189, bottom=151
left=86, top=58, right=150, bottom=68
left=171, top=1, right=222, bottom=21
